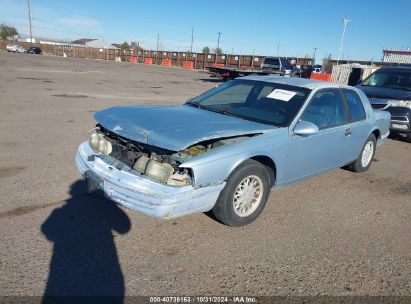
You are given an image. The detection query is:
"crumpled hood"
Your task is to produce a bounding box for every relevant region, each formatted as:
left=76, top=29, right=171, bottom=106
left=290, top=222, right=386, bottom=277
left=94, top=105, right=274, bottom=151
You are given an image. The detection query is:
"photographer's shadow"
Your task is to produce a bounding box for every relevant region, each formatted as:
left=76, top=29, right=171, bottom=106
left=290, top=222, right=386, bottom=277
left=41, top=180, right=131, bottom=303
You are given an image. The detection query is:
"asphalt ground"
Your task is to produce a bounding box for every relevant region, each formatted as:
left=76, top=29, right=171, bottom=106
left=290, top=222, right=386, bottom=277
left=0, top=52, right=410, bottom=299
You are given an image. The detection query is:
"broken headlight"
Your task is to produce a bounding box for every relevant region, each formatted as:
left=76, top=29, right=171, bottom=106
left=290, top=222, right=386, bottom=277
left=89, top=130, right=112, bottom=155
left=133, top=155, right=192, bottom=185
left=133, top=156, right=174, bottom=183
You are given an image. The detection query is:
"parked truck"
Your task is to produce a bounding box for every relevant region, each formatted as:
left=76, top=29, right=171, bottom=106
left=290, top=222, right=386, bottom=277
left=207, top=57, right=302, bottom=81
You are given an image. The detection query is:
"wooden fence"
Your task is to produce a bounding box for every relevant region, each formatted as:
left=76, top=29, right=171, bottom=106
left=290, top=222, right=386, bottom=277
left=0, top=40, right=313, bottom=70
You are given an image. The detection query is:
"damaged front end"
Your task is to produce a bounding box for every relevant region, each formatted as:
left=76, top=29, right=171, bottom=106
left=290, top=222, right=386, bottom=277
left=76, top=125, right=254, bottom=218
left=88, top=125, right=252, bottom=187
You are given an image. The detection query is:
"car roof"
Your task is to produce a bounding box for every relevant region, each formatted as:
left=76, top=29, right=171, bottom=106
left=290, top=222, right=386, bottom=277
left=377, top=66, right=411, bottom=72
left=240, top=75, right=351, bottom=90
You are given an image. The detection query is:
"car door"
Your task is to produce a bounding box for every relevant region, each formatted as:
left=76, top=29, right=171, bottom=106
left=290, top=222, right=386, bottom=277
left=340, top=89, right=370, bottom=161
left=284, top=89, right=352, bottom=182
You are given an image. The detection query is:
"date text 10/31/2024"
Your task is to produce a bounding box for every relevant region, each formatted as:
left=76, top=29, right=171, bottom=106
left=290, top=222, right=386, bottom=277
left=149, top=296, right=257, bottom=303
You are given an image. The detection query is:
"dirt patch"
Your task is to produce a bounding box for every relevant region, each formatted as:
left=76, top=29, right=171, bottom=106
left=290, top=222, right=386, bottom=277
left=2, top=141, right=18, bottom=148
left=0, top=166, right=26, bottom=179
left=394, top=182, right=411, bottom=195
left=164, top=248, right=180, bottom=256
left=17, top=77, right=49, bottom=81
left=0, top=201, right=63, bottom=219
left=52, top=94, right=90, bottom=98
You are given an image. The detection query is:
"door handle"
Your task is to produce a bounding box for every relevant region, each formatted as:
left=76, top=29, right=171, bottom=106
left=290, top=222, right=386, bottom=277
left=345, top=128, right=352, bottom=136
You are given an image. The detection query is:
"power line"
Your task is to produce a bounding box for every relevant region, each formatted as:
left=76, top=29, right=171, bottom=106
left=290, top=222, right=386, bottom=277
left=27, top=0, right=33, bottom=42
left=217, top=32, right=222, bottom=49
left=337, top=18, right=350, bottom=65
left=313, top=47, right=318, bottom=65
left=190, top=26, right=194, bottom=53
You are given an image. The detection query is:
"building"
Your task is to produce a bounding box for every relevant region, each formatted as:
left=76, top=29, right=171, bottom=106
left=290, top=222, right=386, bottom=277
left=382, top=49, right=411, bottom=64
left=331, top=63, right=378, bottom=85
left=72, top=38, right=118, bottom=49
left=72, top=38, right=96, bottom=45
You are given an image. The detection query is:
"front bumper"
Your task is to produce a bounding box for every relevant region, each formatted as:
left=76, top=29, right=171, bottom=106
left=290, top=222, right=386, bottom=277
left=75, top=141, right=225, bottom=219
left=390, top=118, right=411, bottom=133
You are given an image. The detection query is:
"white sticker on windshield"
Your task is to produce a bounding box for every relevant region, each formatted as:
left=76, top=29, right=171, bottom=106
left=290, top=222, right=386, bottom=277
left=266, top=89, right=297, bottom=101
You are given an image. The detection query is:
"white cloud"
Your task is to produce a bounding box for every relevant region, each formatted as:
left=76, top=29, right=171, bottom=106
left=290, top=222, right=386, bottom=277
left=57, top=16, right=100, bottom=28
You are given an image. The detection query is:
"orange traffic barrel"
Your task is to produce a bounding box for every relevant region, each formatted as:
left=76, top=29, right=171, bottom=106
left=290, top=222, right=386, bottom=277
left=144, top=58, right=153, bottom=64
left=310, top=73, right=332, bottom=82
left=182, top=61, right=194, bottom=69
left=161, top=59, right=172, bottom=67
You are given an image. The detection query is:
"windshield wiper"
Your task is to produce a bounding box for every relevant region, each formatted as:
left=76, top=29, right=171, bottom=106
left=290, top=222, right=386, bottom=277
left=185, top=101, right=203, bottom=109
left=186, top=102, right=230, bottom=115
left=187, top=103, right=279, bottom=126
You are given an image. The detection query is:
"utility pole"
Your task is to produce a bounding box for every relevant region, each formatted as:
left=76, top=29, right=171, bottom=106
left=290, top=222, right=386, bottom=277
left=156, top=33, right=159, bottom=63
left=276, top=42, right=280, bottom=57
left=27, top=0, right=33, bottom=43
left=190, top=26, right=194, bottom=53
left=217, top=32, right=222, bottom=50
left=313, top=47, right=318, bottom=65
left=337, top=18, right=350, bottom=65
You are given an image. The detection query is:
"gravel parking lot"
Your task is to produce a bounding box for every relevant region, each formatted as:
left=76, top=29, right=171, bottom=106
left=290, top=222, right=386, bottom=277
left=0, top=52, right=410, bottom=298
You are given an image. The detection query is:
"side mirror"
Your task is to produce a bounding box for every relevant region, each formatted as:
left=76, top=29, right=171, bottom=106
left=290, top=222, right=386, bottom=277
left=293, top=120, right=319, bottom=136
left=356, top=79, right=362, bottom=85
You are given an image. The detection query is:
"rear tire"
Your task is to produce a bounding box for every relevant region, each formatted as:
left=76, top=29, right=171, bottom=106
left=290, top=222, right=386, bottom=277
left=346, top=134, right=376, bottom=173
left=406, top=133, right=411, bottom=143
left=212, top=160, right=270, bottom=227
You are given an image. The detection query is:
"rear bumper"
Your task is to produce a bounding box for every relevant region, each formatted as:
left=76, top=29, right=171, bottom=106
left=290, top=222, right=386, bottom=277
left=377, top=130, right=390, bottom=146
left=75, top=141, right=225, bottom=219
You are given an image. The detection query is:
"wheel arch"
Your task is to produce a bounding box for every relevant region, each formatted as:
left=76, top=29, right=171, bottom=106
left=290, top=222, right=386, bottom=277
left=248, top=155, right=277, bottom=187
left=371, top=128, right=381, bottom=141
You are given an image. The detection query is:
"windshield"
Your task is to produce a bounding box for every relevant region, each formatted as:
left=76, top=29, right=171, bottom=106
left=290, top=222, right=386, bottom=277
left=263, top=58, right=280, bottom=66
left=186, top=79, right=310, bottom=126
left=362, top=70, right=411, bottom=91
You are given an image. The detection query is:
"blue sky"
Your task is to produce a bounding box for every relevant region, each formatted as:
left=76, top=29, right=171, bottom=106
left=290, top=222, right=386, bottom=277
left=1, top=0, right=410, bottom=61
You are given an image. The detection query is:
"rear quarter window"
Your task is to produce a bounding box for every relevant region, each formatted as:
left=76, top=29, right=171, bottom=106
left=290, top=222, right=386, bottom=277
left=343, top=89, right=366, bottom=122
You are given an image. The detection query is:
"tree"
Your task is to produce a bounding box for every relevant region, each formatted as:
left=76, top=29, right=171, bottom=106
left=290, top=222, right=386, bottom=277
left=322, top=54, right=333, bottom=73
left=0, top=24, right=18, bottom=40
left=213, top=47, right=223, bottom=55
left=120, top=41, right=129, bottom=50
left=202, top=46, right=210, bottom=54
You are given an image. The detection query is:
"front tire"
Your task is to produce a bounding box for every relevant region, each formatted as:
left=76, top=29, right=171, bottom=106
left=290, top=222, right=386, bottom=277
left=346, top=134, right=376, bottom=173
left=212, top=160, right=270, bottom=226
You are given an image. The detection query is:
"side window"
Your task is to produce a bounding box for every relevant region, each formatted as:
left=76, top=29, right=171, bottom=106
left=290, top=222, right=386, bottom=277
left=300, top=89, right=347, bottom=129
left=343, top=89, right=366, bottom=122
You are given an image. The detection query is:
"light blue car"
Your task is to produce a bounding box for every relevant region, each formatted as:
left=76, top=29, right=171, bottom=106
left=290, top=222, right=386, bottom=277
left=76, top=76, right=391, bottom=226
